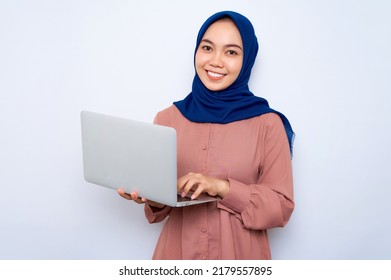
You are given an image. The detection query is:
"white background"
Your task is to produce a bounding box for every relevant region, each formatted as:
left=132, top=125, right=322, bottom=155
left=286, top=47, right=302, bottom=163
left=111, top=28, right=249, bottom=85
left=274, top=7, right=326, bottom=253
left=1, top=0, right=390, bottom=259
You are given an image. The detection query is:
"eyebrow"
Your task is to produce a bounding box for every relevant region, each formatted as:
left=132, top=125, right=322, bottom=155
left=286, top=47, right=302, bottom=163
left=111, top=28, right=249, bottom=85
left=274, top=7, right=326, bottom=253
left=201, top=39, right=243, bottom=51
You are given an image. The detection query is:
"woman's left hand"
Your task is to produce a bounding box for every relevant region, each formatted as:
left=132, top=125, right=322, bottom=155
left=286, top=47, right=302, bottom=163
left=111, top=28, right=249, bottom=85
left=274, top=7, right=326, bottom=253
left=177, top=172, right=230, bottom=200
left=117, top=189, right=166, bottom=209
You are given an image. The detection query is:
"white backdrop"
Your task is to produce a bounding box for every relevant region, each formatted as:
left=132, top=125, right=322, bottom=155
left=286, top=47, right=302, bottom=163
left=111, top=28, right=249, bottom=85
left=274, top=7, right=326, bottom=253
left=1, top=0, right=390, bottom=259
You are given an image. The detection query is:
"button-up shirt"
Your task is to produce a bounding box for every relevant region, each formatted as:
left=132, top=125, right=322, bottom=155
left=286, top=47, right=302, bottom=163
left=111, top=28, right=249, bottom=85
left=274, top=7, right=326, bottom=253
left=144, top=105, right=294, bottom=259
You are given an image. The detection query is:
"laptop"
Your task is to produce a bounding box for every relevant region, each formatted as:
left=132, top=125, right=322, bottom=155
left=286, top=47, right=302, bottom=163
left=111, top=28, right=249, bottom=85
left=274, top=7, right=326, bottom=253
left=80, top=111, right=217, bottom=207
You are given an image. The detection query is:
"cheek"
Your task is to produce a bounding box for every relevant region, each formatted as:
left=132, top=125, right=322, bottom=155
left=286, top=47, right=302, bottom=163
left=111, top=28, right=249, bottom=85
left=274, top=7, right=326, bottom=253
left=195, top=56, right=208, bottom=79
left=195, top=52, right=207, bottom=68
left=227, top=60, right=242, bottom=77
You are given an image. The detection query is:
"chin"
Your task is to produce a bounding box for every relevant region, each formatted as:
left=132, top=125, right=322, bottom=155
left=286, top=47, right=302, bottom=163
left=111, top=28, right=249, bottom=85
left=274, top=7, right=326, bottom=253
left=205, top=85, right=228, bottom=92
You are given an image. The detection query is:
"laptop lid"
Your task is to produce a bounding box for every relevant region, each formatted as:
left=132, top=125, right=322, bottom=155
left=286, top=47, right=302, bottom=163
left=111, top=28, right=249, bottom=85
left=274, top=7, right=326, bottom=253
left=80, top=111, right=217, bottom=207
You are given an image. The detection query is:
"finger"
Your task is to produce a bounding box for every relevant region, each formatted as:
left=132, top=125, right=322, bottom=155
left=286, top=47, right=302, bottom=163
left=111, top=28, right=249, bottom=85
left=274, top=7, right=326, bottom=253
left=177, top=172, right=198, bottom=191
left=117, top=189, right=143, bottom=203
left=182, top=178, right=197, bottom=196
left=182, top=176, right=202, bottom=197
left=190, top=184, right=205, bottom=200
left=130, top=192, right=145, bottom=204
left=177, top=173, right=190, bottom=192
left=178, top=176, right=191, bottom=196
left=117, top=189, right=133, bottom=200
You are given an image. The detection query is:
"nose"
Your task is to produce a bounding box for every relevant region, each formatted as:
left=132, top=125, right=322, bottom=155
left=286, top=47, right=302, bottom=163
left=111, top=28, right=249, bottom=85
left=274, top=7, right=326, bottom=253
left=209, top=51, right=224, bottom=68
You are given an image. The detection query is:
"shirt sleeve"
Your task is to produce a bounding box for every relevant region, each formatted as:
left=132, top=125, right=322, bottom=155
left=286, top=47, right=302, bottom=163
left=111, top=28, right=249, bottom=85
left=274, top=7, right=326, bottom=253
left=217, top=114, right=294, bottom=230
left=144, top=204, right=171, bottom=223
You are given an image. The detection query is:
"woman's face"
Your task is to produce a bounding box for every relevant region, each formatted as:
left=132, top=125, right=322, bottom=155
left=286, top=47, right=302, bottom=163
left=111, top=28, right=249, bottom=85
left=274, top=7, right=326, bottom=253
left=195, top=18, right=243, bottom=92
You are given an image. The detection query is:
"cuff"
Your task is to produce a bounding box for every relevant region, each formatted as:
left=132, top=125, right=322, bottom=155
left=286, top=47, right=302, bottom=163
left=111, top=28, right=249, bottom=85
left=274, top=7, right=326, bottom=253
left=144, top=204, right=171, bottom=223
left=217, top=178, right=251, bottom=214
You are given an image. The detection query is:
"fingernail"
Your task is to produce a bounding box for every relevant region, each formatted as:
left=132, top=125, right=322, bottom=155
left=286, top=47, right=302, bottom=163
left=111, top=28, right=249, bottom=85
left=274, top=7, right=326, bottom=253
left=181, top=192, right=186, bottom=198
left=191, top=194, right=196, bottom=200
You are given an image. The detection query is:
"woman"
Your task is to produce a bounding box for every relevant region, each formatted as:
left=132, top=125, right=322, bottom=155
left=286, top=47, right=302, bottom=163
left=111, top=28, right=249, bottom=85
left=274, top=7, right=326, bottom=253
left=118, top=11, right=294, bottom=260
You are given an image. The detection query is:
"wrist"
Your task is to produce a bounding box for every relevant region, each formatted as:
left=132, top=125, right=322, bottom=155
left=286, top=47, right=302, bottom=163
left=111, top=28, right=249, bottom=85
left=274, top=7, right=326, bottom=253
left=218, top=179, right=230, bottom=198
left=149, top=204, right=166, bottom=212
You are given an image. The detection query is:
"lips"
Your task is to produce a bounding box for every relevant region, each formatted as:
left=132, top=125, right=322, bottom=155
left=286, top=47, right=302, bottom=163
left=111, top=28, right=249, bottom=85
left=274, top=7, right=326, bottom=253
left=207, top=70, right=225, bottom=80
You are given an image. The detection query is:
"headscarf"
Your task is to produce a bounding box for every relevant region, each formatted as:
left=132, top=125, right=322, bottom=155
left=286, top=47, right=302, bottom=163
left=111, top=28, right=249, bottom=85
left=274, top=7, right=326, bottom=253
left=174, top=11, right=294, bottom=156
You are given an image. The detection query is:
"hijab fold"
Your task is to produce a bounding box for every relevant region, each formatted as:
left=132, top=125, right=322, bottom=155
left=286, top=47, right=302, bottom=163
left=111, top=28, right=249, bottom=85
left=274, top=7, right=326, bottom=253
left=174, top=11, right=294, bottom=156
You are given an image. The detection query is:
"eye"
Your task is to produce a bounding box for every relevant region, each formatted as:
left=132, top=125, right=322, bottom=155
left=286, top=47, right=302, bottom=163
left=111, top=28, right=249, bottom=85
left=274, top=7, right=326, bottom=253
left=227, top=50, right=238, bottom=56
left=201, top=45, right=212, bottom=52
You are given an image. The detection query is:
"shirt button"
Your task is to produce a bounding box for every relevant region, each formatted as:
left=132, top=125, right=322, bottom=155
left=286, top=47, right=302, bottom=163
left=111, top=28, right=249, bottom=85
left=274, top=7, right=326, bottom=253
left=201, top=144, right=208, bottom=150
left=202, top=255, right=207, bottom=260
left=201, top=227, right=207, bottom=233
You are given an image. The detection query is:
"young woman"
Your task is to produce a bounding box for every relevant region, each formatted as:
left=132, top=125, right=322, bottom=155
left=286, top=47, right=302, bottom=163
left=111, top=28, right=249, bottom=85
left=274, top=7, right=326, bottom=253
left=118, top=11, right=295, bottom=260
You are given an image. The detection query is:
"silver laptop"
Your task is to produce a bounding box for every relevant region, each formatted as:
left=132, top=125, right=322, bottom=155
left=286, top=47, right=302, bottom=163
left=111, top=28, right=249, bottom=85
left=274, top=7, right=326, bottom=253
left=80, top=111, right=217, bottom=207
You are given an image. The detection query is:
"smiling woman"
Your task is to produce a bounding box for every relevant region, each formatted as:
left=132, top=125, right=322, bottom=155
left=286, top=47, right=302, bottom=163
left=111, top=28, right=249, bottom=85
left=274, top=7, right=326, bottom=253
left=118, top=10, right=295, bottom=260
left=195, top=18, right=243, bottom=91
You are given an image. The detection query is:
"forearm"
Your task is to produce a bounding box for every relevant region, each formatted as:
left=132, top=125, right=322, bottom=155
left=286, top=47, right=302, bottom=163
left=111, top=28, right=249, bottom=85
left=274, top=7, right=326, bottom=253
left=217, top=178, right=294, bottom=230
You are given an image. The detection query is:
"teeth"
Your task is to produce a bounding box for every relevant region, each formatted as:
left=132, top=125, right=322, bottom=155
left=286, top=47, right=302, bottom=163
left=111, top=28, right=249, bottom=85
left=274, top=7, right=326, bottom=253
left=208, top=71, right=224, bottom=78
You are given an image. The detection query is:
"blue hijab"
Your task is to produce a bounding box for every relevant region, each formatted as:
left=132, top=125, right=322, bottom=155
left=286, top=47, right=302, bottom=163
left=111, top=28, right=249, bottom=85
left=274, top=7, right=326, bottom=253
left=174, top=11, right=294, bottom=156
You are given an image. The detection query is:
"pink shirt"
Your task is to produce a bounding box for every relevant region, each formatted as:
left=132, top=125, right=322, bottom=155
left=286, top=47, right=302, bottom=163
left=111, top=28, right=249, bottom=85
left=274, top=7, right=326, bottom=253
left=144, top=105, right=294, bottom=259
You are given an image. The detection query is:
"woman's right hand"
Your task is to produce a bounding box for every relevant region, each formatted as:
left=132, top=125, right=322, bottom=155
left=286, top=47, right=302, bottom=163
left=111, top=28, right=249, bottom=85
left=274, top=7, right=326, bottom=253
left=117, top=188, right=165, bottom=209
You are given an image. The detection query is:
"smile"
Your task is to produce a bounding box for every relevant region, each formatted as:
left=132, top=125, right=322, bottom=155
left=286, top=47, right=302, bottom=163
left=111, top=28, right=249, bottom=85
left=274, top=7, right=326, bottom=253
left=207, top=70, right=225, bottom=79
